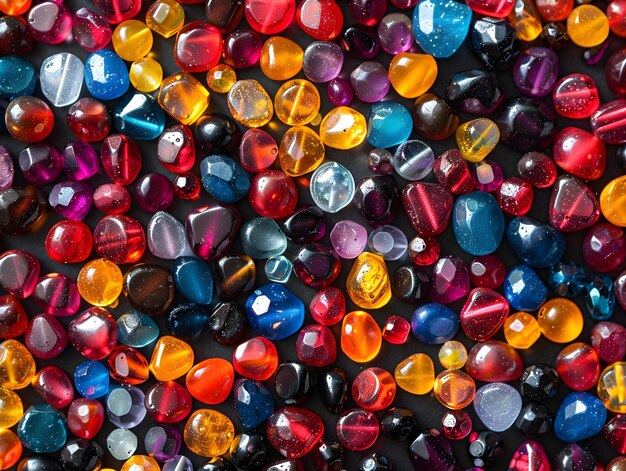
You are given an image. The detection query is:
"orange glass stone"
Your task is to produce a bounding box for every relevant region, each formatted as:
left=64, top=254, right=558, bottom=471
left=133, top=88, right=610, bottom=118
left=433, top=370, right=476, bottom=410
left=108, top=345, right=149, bottom=386
left=186, top=358, right=235, bottom=405
left=232, top=337, right=278, bottom=380
left=5, top=96, right=54, bottom=143
left=0, top=429, right=21, bottom=470
left=149, top=335, right=194, bottom=381
left=341, top=311, right=382, bottom=363
left=352, top=367, right=396, bottom=411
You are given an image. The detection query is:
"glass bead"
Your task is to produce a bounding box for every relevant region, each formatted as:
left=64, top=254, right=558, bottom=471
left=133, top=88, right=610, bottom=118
left=309, top=287, right=345, bottom=326
left=555, top=342, right=600, bottom=391
left=72, top=8, right=111, bottom=52
left=368, top=226, right=407, bottom=260
left=506, top=216, right=565, bottom=268
left=382, top=316, right=411, bottom=344
left=394, top=353, right=434, bottom=395
left=609, top=0, right=626, bottom=37
left=174, top=173, right=201, bottom=200
left=17, top=404, right=67, bottom=453
left=567, top=5, right=609, bottom=47
left=240, top=217, right=288, bottom=259
left=101, top=134, right=142, bottom=185
left=158, top=72, right=210, bottom=125
left=604, top=415, right=626, bottom=454
left=172, top=257, right=213, bottom=305
left=32, top=273, right=80, bottom=316
left=389, top=53, right=437, bottom=99
left=130, top=58, right=162, bottom=93
left=233, top=378, right=274, bottom=430
left=134, top=173, right=174, bottom=211
left=319, top=368, right=348, bottom=414
left=553, top=127, right=605, bottom=180
left=583, top=223, right=626, bottom=272
left=550, top=175, right=599, bottom=232
left=205, top=0, right=244, bottom=33
left=411, top=303, right=459, bottom=344
left=453, top=192, right=505, bottom=256
left=0, top=429, right=21, bottom=470
left=497, top=97, right=556, bottom=153
left=274, top=362, right=315, bottom=404
left=0, top=295, right=28, bottom=339
left=601, top=174, right=626, bottom=225
left=302, top=41, right=343, bottom=83
left=513, top=47, right=559, bottom=97
left=446, top=70, right=504, bottom=115
left=245, top=283, right=304, bottom=340
left=144, top=425, right=180, bottom=461
left=27, top=2, right=72, bottom=44
left=327, top=77, right=354, bottom=106
left=149, top=335, right=194, bottom=381
left=0, top=250, right=40, bottom=299
left=341, top=311, right=382, bottom=362
left=84, top=50, right=129, bottom=101
left=239, top=130, right=277, bottom=173
left=94, top=183, right=131, bottom=215
left=245, top=0, right=295, bottom=34
left=67, top=307, right=117, bottom=361
left=403, top=182, right=453, bottom=236
left=94, top=215, right=146, bottom=264
left=504, top=312, right=541, bottom=349
left=227, top=79, right=273, bottom=128
left=62, top=141, right=99, bottom=182
left=0, top=147, right=13, bottom=192
left=215, top=254, right=255, bottom=301
left=146, top=0, right=185, bottom=38
left=60, top=439, right=103, bottom=471
left=166, top=304, right=211, bottom=340
left=24, top=314, right=67, bottom=360
left=92, top=0, right=141, bottom=23
left=378, top=13, right=413, bottom=54
left=207, top=64, right=237, bottom=93
left=67, top=98, right=111, bottom=142
left=554, top=391, right=607, bottom=441
left=346, top=252, right=391, bottom=309
left=430, top=256, right=470, bottom=304
left=185, top=358, right=234, bottom=405
left=350, top=61, right=390, bottom=102
left=223, top=29, right=262, bottom=69
left=380, top=407, right=419, bottom=442
left=409, top=430, right=457, bottom=469
left=442, top=410, right=472, bottom=440
left=233, top=337, right=278, bottom=380
left=48, top=180, right=93, bottom=220
left=341, top=24, right=379, bottom=59
left=591, top=321, right=626, bottom=363
left=38, top=53, right=83, bottom=109
left=156, top=125, right=194, bottom=174
left=278, top=126, right=324, bottom=176
left=292, top=243, right=340, bottom=288
left=336, top=409, right=379, bottom=451
left=392, top=140, right=434, bottom=181
left=455, top=118, right=500, bottom=163
left=282, top=206, right=325, bottom=244
left=329, top=220, right=367, bottom=259
left=520, top=364, right=559, bottom=401
left=537, top=297, right=583, bottom=343
left=106, top=385, right=146, bottom=429
left=468, top=255, right=505, bottom=289
left=67, top=398, right=104, bottom=439
left=412, top=0, right=472, bottom=58
left=466, top=340, right=523, bottom=382
left=517, top=151, right=557, bottom=188
left=174, top=21, right=223, bottom=72
left=412, top=93, right=459, bottom=141
left=295, top=324, right=336, bottom=367
left=186, top=204, right=242, bottom=260
left=0, top=386, right=22, bottom=428
left=473, top=383, right=522, bottom=432
left=124, top=264, right=174, bottom=316
left=585, top=274, right=616, bottom=320
left=5, top=96, right=54, bottom=142
left=351, top=367, right=396, bottom=411
left=467, top=0, right=515, bottom=16
left=433, top=370, right=476, bottom=409
left=194, top=114, right=241, bottom=155
left=145, top=381, right=192, bottom=423
left=460, top=288, right=509, bottom=342
left=438, top=341, right=468, bottom=370
left=318, top=107, right=366, bottom=151
left=74, top=360, right=109, bottom=399
left=113, top=91, right=165, bottom=141
left=391, top=265, right=429, bottom=304
left=107, top=344, right=149, bottom=386
left=19, top=144, right=62, bottom=185
left=310, top=162, right=355, bottom=213
left=508, top=0, right=543, bottom=41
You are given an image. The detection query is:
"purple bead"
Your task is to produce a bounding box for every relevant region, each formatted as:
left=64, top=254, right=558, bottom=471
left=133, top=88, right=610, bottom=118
left=342, top=25, right=380, bottom=59
left=328, top=78, right=354, bottom=106
left=223, top=29, right=262, bottom=69
left=329, top=220, right=368, bottom=259
left=135, top=173, right=174, bottom=213
left=62, top=141, right=99, bottom=181
left=0, top=145, right=14, bottom=191
left=430, top=256, right=470, bottom=304
left=471, top=160, right=504, bottom=192
left=303, top=41, right=344, bottom=83
left=49, top=181, right=94, bottom=220
left=144, top=425, right=181, bottom=461
left=72, top=8, right=112, bottom=52
left=32, top=273, right=81, bottom=316
left=513, top=47, right=559, bottom=97
left=378, top=13, right=413, bottom=54
left=106, top=386, right=146, bottom=429
left=350, top=61, right=390, bottom=103
left=19, top=143, right=62, bottom=185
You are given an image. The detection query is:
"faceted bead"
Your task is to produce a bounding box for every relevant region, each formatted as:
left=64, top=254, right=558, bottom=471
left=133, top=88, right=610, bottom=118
left=227, top=79, right=273, bottom=128
left=234, top=379, right=274, bottom=430
left=59, top=439, right=104, bottom=471
left=408, top=430, right=457, bottom=469
left=149, top=336, right=194, bottom=381
left=503, top=265, right=547, bottom=312
left=553, top=127, right=605, bottom=180
left=555, top=342, right=600, bottom=391
left=145, top=381, right=192, bottom=424
left=537, top=297, right=583, bottom=343
left=453, top=192, right=504, bottom=256
left=430, top=256, right=470, bottom=304
left=186, top=358, right=234, bottom=405
left=471, top=17, right=519, bottom=70
left=68, top=307, right=117, bottom=360
left=433, top=370, right=476, bottom=409
left=48, top=181, right=92, bottom=220
left=0, top=295, right=27, bottom=339
left=336, top=409, right=379, bottom=451
left=32, top=274, right=81, bottom=316
left=554, top=392, right=607, bottom=442
left=591, top=321, right=626, bottom=363
left=466, top=340, right=523, bottom=382
left=282, top=206, right=325, bottom=244
left=296, top=325, right=336, bottom=367
left=496, top=177, right=533, bottom=216
left=497, top=97, right=556, bottom=152
left=74, top=361, right=109, bottom=399
left=94, top=215, right=146, bottom=264
left=381, top=316, right=411, bottom=345
left=246, top=283, right=304, bottom=340
left=412, top=0, right=471, bottom=58
left=411, top=303, right=459, bottom=344
left=366, top=101, right=412, bottom=148
left=583, top=223, right=626, bottom=272
left=67, top=399, right=104, bottom=439
left=173, top=173, right=202, bottom=201
left=473, top=382, right=522, bottom=432
left=438, top=341, right=468, bottom=370
left=604, top=414, right=626, bottom=454
left=233, top=337, right=278, bottom=381
left=67, top=98, right=111, bottom=143
left=158, top=72, right=209, bottom=125
left=341, top=311, right=381, bottom=363
left=520, top=365, right=559, bottom=401
left=394, top=353, right=434, bottom=395
left=40, top=53, right=84, bottom=107
left=320, top=107, right=366, bottom=150
left=460, top=288, right=509, bottom=341
left=553, top=73, right=599, bottom=119
left=186, top=204, right=241, bottom=260
left=18, top=144, right=61, bottom=187
left=504, top=312, right=541, bottom=349
left=292, top=243, right=340, bottom=288
left=24, top=314, right=67, bottom=360
left=585, top=274, right=616, bottom=320
left=17, top=405, right=67, bottom=453
left=0, top=16, right=32, bottom=55
left=550, top=176, right=599, bottom=232
left=241, top=217, right=288, bottom=259
left=515, top=403, right=552, bottom=435
left=275, top=362, right=315, bottom=405
left=506, top=217, right=565, bottom=268
left=184, top=409, right=234, bottom=458
left=468, top=431, right=505, bottom=467
left=442, top=410, right=472, bottom=440
left=239, top=129, right=278, bottom=172
left=567, top=5, right=609, bottom=47
left=391, top=265, right=429, bottom=304
left=433, top=150, right=473, bottom=195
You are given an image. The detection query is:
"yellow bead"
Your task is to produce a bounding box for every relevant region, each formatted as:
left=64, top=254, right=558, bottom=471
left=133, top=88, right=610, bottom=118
left=537, top=297, right=583, bottom=343
left=207, top=64, right=237, bottom=93
left=159, top=72, right=210, bottom=125
left=567, top=5, right=609, bottom=47
left=433, top=370, right=476, bottom=410
left=438, top=340, right=468, bottom=370
left=319, top=106, right=367, bottom=150
left=0, top=339, right=35, bottom=390
left=504, top=312, right=541, bottom=349
left=130, top=57, right=163, bottom=93
left=388, top=53, right=438, bottom=99
left=346, top=252, right=391, bottom=310
left=0, top=387, right=22, bottom=428
left=455, top=118, right=500, bottom=163
left=274, top=79, right=320, bottom=126
left=598, top=362, right=626, bottom=413
left=227, top=79, right=273, bottom=128
left=184, top=409, right=234, bottom=457
left=508, top=0, right=543, bottom=41
left=341, top=311, right=382, bottom=363
left=278, top=126, right=325, bottom=176
left=146, top=0, right=185, bottom=38
left=394, top=353, right=435, bottom=395
left=149, top=335, right=194, bottom=381
left=600, top=175, right=626, bottom=226
left=112, top=20, right=153, bottom=62
left=259, top=36, right=303, bottom=81
left=121, top=455, right=160, bottom=471
left=77, top=258, right=123, bottom=307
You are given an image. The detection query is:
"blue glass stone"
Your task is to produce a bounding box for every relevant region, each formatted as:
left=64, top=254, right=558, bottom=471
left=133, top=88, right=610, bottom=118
left=233, top=378, right=274, bottom=430
left=84, top=49, right=129, bottom=100
left=113, top=91, right=165, bottom=140
left=17, top=405, right=67, bottom=453
left=585, top=274, right=615, bottom=320
left=200, top=155, right=250, bottom=204
left=116, top=311, right=159, bottom=347
left=506, top=217, right=565, bottom=268
left=166, top=303, right=211, bottom=340
left=172, top=256, right=213, bottom=305
left=554, top=392, right=607, bottom=442
left=410, top=303, right=459, bottom=344
left=240, top=217, right=288, bottom=259
left=367, top=102, right=413, bottom=148
left=245, top=283, right=305, bottom=341
left=452, top=191, right=505, bottom=256
left=74, top=360, right=110, bottom=399
left=548, top=261, right=587, bottom=297
left=412, top=0, right=472, bottom=58
left=0, top=56, right=36, bottom=100
left=265, top=255, right=293, bottom=283
left=504, top=265, right=547, bottom=312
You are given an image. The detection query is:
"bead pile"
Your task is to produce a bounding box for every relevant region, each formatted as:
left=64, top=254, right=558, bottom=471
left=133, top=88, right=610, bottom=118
left=2, top=0, right=626, bottom=469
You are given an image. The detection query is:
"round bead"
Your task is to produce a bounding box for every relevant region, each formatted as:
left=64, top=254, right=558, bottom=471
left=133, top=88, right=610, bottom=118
left=537, top=298, right=584, bottom=343
left=336, top=409, right=379, bottom=451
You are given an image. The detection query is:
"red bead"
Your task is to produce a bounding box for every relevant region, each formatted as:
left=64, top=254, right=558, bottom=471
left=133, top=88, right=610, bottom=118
left=145, top=381, right=193, bottom=423
left=460, top=288, right=509, bottom=342
left=68, top=307, right=118, bottom=360
left=24, top=313, right=67, bottom=359
left=27, top=2, right=72, bottom=44
left=295, top=324, right=337, bottom=367
left=101, top=134, right=142, bottom=186
left=517, top=151, right=557, bottom=188
left=434, top=150, right=474, bottom=195
left=496, top=177, right=533, bottom=216
left=553, top=74, right=600, bottom=119
left=266, top=407, right=324, bottom=459
left=508, top=441, right=551, bottom=471
left=605, top=414, right=626, bottom=454
left=5, top=96, right=54, bottom=142
left=309, top=287, right=346, bottom=326
left=108, top=345, right=149, bottom=385
left=535, top=0, right=573, bottom=21
left=549, top=175, right=600, bottom=232
left=408, top=235, right=440, bottom=266
left=31, top=366, right=75, bottom=409
left=233, top=336, right=278, bottom=380
left=349, top=0, right=387, bottom=26
left=239, top=128, right=278, bottom=172
left=248, top=170, right=299, bottom=219
left=93, top=183, right=131, bottom=215
left=469, top=255, right=506, bottom=289
left=553, top=127, right=606, bottom=180
left=45, top=220, right=93, bottom=263
left=91, top=0, right=141, bottom=24
left=0, top=15, right=33, bottom=55
left=402, top=182, right=453, bottom=236
left=382, top=316, right=411, bottom=344
left=592, top=321, right=626, bottom=363
left=583, top=223, right=626, bottom=272
left=67, top=98, right=111, bottom=142
left=590, top=99, right=626, bottom=145
left=336, top=408, right=379, bottom=451
left=174, top=172, right=202, bottom=200
left=556, top=342, right=600, bottom=391
left=157, top=124, right=195, bottom=173
left=296, top=0, right=343, bottom=40
left=67, top=398, right=105, bottom=439
left=32, top=273, right=80, bottom=316
left=175, top=21, right=223, bottom=72
left=352, top=367, right=396, bottom=411
left=608, top=0, right=626, bottom=38
left=465, top=340, right=523, bottom=382
left=245, top=0, right=296, bottom=34
left=606, top=49, right=626, bottom=98
left=93, top=215, right=146, bottom=264
left=441, top=410, right=472, bottom=440
left=466, top=0, right=515, bottom=17
left=0, top=295, right=28, bottom=339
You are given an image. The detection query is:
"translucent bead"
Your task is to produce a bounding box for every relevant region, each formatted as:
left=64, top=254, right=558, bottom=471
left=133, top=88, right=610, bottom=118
left=94, top=215, right=146, bottom=264
left=107, top=428, right=138, bottom=461
left=260, top=36, right=303, bottom=81
left=72, top=8, right=112, bottom=52
left=388, top=53, right=438, bottom=98
left=149, top=336, right=194, bottom=381
left=297, top=0, right=343, bottom=40
left=330, top=221, right=367, bottom=259
left=303, top=41, right=343, bottom=82
left=368, top=225, right=408, bottom=261
left=130, top=58, right=163, bottom=92
left=456, top=118, right=500, bottom=163
left=67, top=98, right=111, bottom=142
left=319, top=107, right=366, bottom=150
left=473, top=382, right=522, bottom=432
left=567, top=5, right=609, bottom=47
left=84, top=50, right=129, bottom=101
left=174, top=21, right=222, bottom=72
left=537, top=297, right=584, bottom=343
left=341, top=311, right=382, bottom=362
left=394, top=353, right=435, bottom=395
left=346, top=252, right=391, bottom=309
left=25, top=314, right=67, bottom=360
left=265, top=256, right=292, bottom=283
left=310, top=162, right=355, bottom=213
left=158, top=72, right=210, bottom=125
left=278, top=126, right=325, bottom=176
left=40, top=53, right=84, bottom=108
left=227, top=79, right=273, bottom=128
left=337, top=409, right=379, bottom=451
left=27, top=2, right=72, bottom=44
left=378, top=13, right=414, bottom=54
left=245, top=0, right=295, bottom=34
left=207, top=64, right=237, bottom=93
left=438, top=341, right=468, bottom=370
left=433, top=370, right=476, bottom=409
left=92, top=0, right=141, bottom=24
left=504, top=312, right=541, bottom=349
left=5, top=96, right=54, bottom=143
left=17, top=404, right=67, bottom=453
left=146, top=0, right=185, bottom=38
left=350, top=61, right=390, bottom=102
left=223, top=29, right=262, bottom=69
left=233, top=337, right=278, bottom=380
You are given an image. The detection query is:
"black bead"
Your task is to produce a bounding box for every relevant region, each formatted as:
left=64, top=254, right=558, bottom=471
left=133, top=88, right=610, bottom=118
left=468, top=431, right=504, bottom=467
left=470, top=17, right=520, bottom=70
left=353, top=175, right=401, bottom=227
left=59, top=439, right=103, bottom=471
left=553, top=443, right=600, bottom=471
left=292, top=243, right=341, bottom=289
left=166, top=303, right=211, bottom=340
left=310, top=440, right=343, bottom=471
left=197, top=457, right=236, bottom=471
left=229, top=432, right=270, bottom=471
left=520, top=364, right=559, bottom=401
left=496, top=97, right=557, bottom=153
left=275, top=362, right=316, bottom=404
left=282, top=206, right=326, bottom=244
left=194, top=113, right=241, bottom=154
left=359, top=453, right=392, bottom=471
left=408, top=430, right=457, bottom=469
left=209, top=302, right=247, bottom=345
left=216, top=254, right=256, bottom=300
left=541, top=22, right=568, bottom=50
left=446, top=69, right=504, bottom=115
left=617, top=145, right=626, bottom=173
left=262, top=460, right=304, bottom=471
left=319, top=368, right=348, bottom=413
left=341, top=25, right=379, bottom=59
left=391, top=265, right=430, bottom=304
left=16, top=456, right=63, bottom=471
left=381, top=407, right=420, bottom=442
left=0, top=185, right=47, bottom=234
left=515, top=402, right=552, bottom=435
left=122, top=263, right=174, bottom=316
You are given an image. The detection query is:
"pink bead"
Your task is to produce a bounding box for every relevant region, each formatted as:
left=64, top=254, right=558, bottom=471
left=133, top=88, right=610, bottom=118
left=496, top=177, right=533, bottom=216
left=583, top=223, right=626, bottom=272
left=382, top=316, right=411, bottom=344
left=469, top=255, right=506, bottom=289
left=553, top=127, right=606, bottom=181
left=27, top=2, right=73, bottom=44
left=295, top=324, right=337, bottom=367
left=32, top=273, right=80, bottom=316
left=135, top=173, right=174, bottom=213
left=93, top=183, right=131, bottom=215
left=591, top=321, right=626, bottom=363
left=460, top=288, right=509, bottom=341
left=329, top=220, right=367, bottom=259
left=430, top=256, right=470, bottom=304
left=0, top=249, right=40, bottom=299
left=0, top=146, right=14, bottom=192
left=402, top=182, right=453, bottom=236
left=336, top=408, right=379, bottom=451
left=25, top=313, right=67, bottom=359
left=68, top=307, right=118, bottom=360
left=471, top=159, right=503, bottom=192
left=157, top=124, right=195, bottom=174
left=31, top=366, right=75, bottom=409
left=72, top=8, right=112, bottom=52
left=309, top=287, right=345, bottom=326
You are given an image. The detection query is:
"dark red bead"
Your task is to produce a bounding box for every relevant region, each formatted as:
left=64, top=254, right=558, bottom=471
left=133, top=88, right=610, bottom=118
left=469, top=255, right=506, bottom=289
left=25, top=313, right=67, bottom=359
left=402, top=182, right=453, bottom=236
left=496, top=177, right=533, bottom=216
left=249, top=170, right=298, bottom=219
left=434, top=150, right=474, bottom=195
left=583, top=223, right=626, bottom=272
left=309, top=287, right=345, bottom=326
left=0, top=295, right=28, bottom=339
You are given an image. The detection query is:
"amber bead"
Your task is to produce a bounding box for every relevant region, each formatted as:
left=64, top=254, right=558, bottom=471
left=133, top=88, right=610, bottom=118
left=433, top=370, right=476, bottom=410
left=123, top=264, right=174, bottom=316
left=108, top=345, right=149, bottom=385
left=149, top=336, right=194, bottom=381
left=346, top=252, right=391, bottom=309
left=278, top=126, right=325, bottom=176
left=0, top=339, right=35, bottom=389
left=395, top=353, right=435, bottom=395
left=260, top=36, right=303, bottom=81
left=537, top=298, right=584, bottom=343
left=341, top=311, right=382, bottom=363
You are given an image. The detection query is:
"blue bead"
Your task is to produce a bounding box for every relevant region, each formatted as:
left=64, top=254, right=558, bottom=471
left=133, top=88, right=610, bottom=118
left=233, top=378, right=274, bottom=430
left=117, top=311, right=159, bottom=347
left=166, top=303, right=211, bottom=340
left=84, top=50, right=129, bottom=100
left=17, top=405, right=67, bottom=453
left=554, top=392, right=607, bottom=442
left=412, top=0, right=472, bottom=58
left=0, top=56, right=36, bottom=100
left=74, top=360, right=110, bottom=399
left=366, top=102, right=413, bottom=148
left=410, top=303, right=459, bottom=344
left=548, top=261, right=587, bottom=297
left=245, top=283, right=305, bottom=341
left=585, top=274, right=616, bottom=320
left=200, top=155, right=250, bottom=203
left=172, top=256, right=213, bottom=305
left=506, top=217, right=565, bottom=268
left=504, top=265, right=547, bottom=312
left=452, top=191, right=505, bottom=256
left=113, top=91, right=165, bottom=140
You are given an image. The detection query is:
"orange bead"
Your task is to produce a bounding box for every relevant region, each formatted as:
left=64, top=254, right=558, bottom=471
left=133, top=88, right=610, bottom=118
left=5, top=96, right=54, bottom=142
left=0, top=429, right=21, bottom=470
left=352, top=367, right=396, bottom=411
left=186, top=358, right=234, bottom=405
left=0, top=0, right=31, bottom=15
left=232, top=337, right=278, bottom=380
left=108, top=345, right=149, bottom=385
left=433, top=370, right=476, bottom=410
left=341, top=311, right=382, bottom=363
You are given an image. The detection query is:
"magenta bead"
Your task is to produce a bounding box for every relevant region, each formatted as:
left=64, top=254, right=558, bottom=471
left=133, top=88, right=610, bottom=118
left=223, top=29, right=262, bottom=69
left=49, top=181, right=94, bottom=220
left=471, top=159, right=504, bottom=192
left=377, top=13, right=413, bottom=54
left=135, top=173, right=174, bottom=213
left=68, top=307, right=118, bottom=360
left=350, top=61, right=390, bottom=102
left=591, top=321, right=626, bottom=363
left=430, top=256, right=470, bottom=304
left=27, top=2, right=73, bottom=44
left=72, top=7, right=112, bottom=52
left=25, top=313, right=68, bottom=359
left=328, top=77, right=354, bottom=106
left=583, top=223, right=626, bottom=272
left=513, top=47, right=559, bottom=97
left=303, top=41, right=344, bottom=83
left=18, top=143, right=62, bottom=186
left=553, top=73, right=600, bottom=119
left=349, top=0, right=387, bottom=26
left=62, top=141, right=100, bottom=181
left=32, top=273, right=80, bottom=316
left=469, top=255, right=506, bottom=289
left=32, top=366, right=75, bottom=409
left=517, top=151, right=557, bottom=188
left=93, top=183, right=132, bottom=215
left=0, top=250, right=40, bottom=299
left=0, top=146, right=14, bottom=192
left=336, top=408, right=379, bottom=451
left=295, top=324, right=337, bottom=367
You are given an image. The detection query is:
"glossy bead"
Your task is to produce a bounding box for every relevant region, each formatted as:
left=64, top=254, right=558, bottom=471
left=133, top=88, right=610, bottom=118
left=233, top=378, right=274, bottom=430
left=497, top=97, right=556, bottom=152
left=48, top=180, right=93, bottom=220
left=468, top=255, right=505, bottom=289
left=551, top=73, right=599, bottom=120
left=205, top=0, right=243, bottom=33
left=106, top=345, right=148, bottom=386
left=402, top=182, right=453, bottom=236
left=111, top=20, right=152, bottom=62
left=216, top=255, right=255, bottom=301
left=44, top=220, right=91, bottom=264
left=294, top=324, right=336, bottom=367
left=26, top=2, right=71, bottom=44
left=605, top=415, right=626, bottom=454
left=1, top=255, right=35, bottom=303
left=350, top=61, right=390, bottom=103
left=412, top=0, right=471, bottom=58
left=0, top=295, right=27, bottom=339
left=200, top=155, right=249, bottom=204
left=554, top=391, right=607, bottom=441
left=227, top=79, right=273, bottom=128
left=66, top=399, right=105, bottom=440
left=259, top=36, right=302, bottom=81
left=239, top=129, right=278, bottom=172
left=582, top=223, right=626, bottom=273
left=411, top=303, right=459, bottom=344
left=341, top=311, right=382, bottom=363
left=278, top=126, right=324, bottom=177
left=583, top=273, right=613, bottom=319
left=504, top=265, right=547, bottom=312
left=67, top=98, right=111, bottom=142
left=466, top=340, right=523, bottom=382
left=233, top=337, right=278, bottom=380
left=240, top=217, right=287, bottom=259
left=147, top=211, right=187, bottom=260
left=408, top=430, right=457, bottom=469
left=74, top=361, right=109, bottom=399
left=266, top=408, right=323, bottom=459
left=549, top=176, right=599, bottom=232
left=145, top=381, right=192, bottom=423
left=309, top=287, right=345, bottom=326
left=120, top=456, right=158, bottom=471
left=473, top=382, right=522, bottom=432
left=76, top=258, right=122, bottom=307
left=171, top=258, right=212, bottom=306
left=94, top=215, right=145, bottom=264
left=328, top=221, right=366, bottom=260
left=519, top=364, right=559, bottom=402
left=0, top=16, right=32, bottom=55
left=149, top=336, right=194, bottom=381
left=174, top=21, right=222, bottom=72
left=554, top=342, right=599, bottom=391
left=438, top=341, right=468, bottom=370
left=327, top=77, right=354, bottom=106
left=386, top=53, right=437, bottom=100
left=453, top=192, right=504, bottom=256
left=412, top=94, right=459, bottom=141
left=292, top=243, right=340, bottom=288
left=319, top=107, right=366, bottom=151
left=245, top=0, right=295, bottom=34
left=553, top=127, right=605, bottom=180
left=5, top=96, right=53, bottom=142
left=336, top=409, right=379, bottom=451
left=17, top=405, right=67, bottom=453
left=32, top=274, right=80, bottom=316
left=507, top=217, right=565, bottom=268
left=592, top=321, right=626, bottom=363
left=394, top=353, right=434, bottom=395
left=433, top=150, right=473, bottom=196
left=433, top=370, right=476, bottom=409
left=345, top=252, right=391, bottom=309
left=105, top=386, right=146, bottom=429
left=460, top=288, right=509, bottom=342
left=567, top=5, right=609, bottom=47
left=281, top=207, right=325, bottom=245
left=430, top=256, right=470, bottom=304
left=598, top=362, right=626, bottom=412
left=0, top=386, right=22, bottom=428
left=93, top=184, right=130, bottom=216
left=194, top=114, right=241, bottom=155
left=301, top=42, right=342, bottom=84
left=350, top=367, right=395, bottom=411
left=38, top=53, right=84, bottom=108
left=447, top=70, right=503, bottom=115
left=114, top=92, right=165, bottom=141
left=515, top=402, right=552, bottom=435
left=246, top=283, right=304, bottom=340
left=207, top=64, right=237, bottom=93
left=381, top=315, right=411, bottom=345
left=158, top=72, right=209, bottom=125
left=68, top=307, right=117, bottom=360
left=186, top=204, right=241, bottom=260
left=442, top=410, right=472, bottom=440
left=71, top=8, right=111, bottom=53
left=24, top=314, right=67, bottom=360
left=392, top=140, right=434, bottom=181
left=174, top=173, right=201, bottom=200
left=166, top=304, right=211, bottom=340
left=146, top=0, right=184, bottom=38
left=380, top=408, right=419, bottom=442
left=504, top=312, right=541, bottom=349
left=513, top=47, right=559, bottom=97
left=537, top=297, right=583, bottom=343
left=517, top=152, right=557, bottom=189
left=391, top=265, right=429, bottom=304
left=84, top=50, right=129, bottom=101
left=310, top=162, right=355, bottom=214
left=470, top=17, right=519, bottom=70
left=186, top=358, right=234, bottom=405
left=0, top=429, right=21, bottom=470
left=222, top=29, right=262, bottom=69
left=17, top=455, right=64, bottom=471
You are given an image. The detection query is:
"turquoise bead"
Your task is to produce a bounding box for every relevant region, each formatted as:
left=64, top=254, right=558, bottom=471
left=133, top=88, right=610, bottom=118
left=412, top=0, right=472, bottom=58
left=0, top=56, right=36, bottom=100
left=113, top=91, right=165, bottom=140
left=411, top=303, right=459, bottom=344
left=240, top=217, right=288, bottom=259
left=117, top=311, right=160, bottom=347
left=172, top=256, right=213, bottom=305
left=506, top=217, right=565, bottom=268
left=367, top=102, right=413, bottom=148
left=503, top=265, right=547, bottom=312
left=245, top=283, right=305, bottom=341
left=453, top=191, right=505, bottom=256
left=547, top=261, right=587, bottom=297
left=585, top=274, right=615, bottom=320
left=554, top=392, right=607, bottom=442
left=265, top=255, right=293, bottom=283
left=17, top=404, right=67, bottom=453
left=200, top=155, right=250, bottom=203
left=84, top=49, right=129, bottom=100
left=234, top=378, right=275, bottom=430
left=74, top=360, right=110, bottom=399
